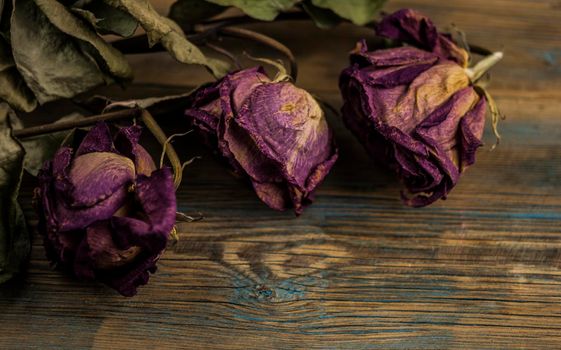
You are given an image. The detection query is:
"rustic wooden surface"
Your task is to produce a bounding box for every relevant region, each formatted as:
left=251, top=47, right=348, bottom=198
left=2, top=0, right=561, bottom=348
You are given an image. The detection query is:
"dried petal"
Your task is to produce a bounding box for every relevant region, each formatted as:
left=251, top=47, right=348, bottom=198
left=376, top=8, right=470, bottom=66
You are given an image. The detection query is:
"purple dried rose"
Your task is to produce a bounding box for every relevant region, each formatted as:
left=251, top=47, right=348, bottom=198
left=340, top=9, right=502, bottom=206
left=185, top=67, right=338, bottom=215
left=35, top=122, right=176, bottom=296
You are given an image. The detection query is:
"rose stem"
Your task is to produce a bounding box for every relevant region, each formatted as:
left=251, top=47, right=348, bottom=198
left=139, top=109, right=184, bottom=189
left=12, top=108, right=140, bottom=139
left=213, top=27, right=298, bottom=80
left=200, top=11, right=310, bottom=27
left=205, top=42, right=243, bottom=70
left=465, top=51, right=504, bottom=82
left=111, top=23, right=298, bottom=81
left=200, top=10, right=493, bottom=56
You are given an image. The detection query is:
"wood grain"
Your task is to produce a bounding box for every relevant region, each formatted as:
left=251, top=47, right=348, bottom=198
left=2, top=0, right=561, bottom=349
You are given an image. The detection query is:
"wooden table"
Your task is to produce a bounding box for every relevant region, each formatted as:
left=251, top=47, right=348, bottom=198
left=2, top=0, right=561, bottom=348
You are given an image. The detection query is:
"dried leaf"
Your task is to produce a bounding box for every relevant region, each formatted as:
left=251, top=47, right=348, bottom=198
left=35, top=0, right=132, bottom=79
left=0, top=38, right=37, bottom=112
left=0, top=104, right=30, bottom=284
left=301, top=0, right=340, bottom=29
left=311, top=0, right=386, bottom=25
left=10, top=0, right=131, bottom=104
left=205, top=0, right=300, bottom=21
left=72, top=0, right=138, bottom=37
left=104, top=0, right=228, bottom=77
left=169, top=0, right=226, bottom=25
left=10, top=112, right=85, bottom=176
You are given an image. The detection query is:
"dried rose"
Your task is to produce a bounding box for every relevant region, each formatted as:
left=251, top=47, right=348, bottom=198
left=36, top=122, right=176, bottom=296
left=340, top=9, right=502, bottom=206
left=185, top=67, right=338, bottom=215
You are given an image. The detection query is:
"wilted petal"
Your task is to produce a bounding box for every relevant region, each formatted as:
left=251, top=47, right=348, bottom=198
left=460, top=96, right=487, bottom=168
left=134, top=167, right=176, bottom=236
left=86, top=221, right=142, bottom=270
left=110, top=167, right=176, bottom=252
left=68, top=152, right=135, bottom=207
left=236, top=82, right=334, bottom=189
left=351, top=41, right=439, bottom=68
left=55, top=186, right=129, bottom=232
left=223, top=119, right=283, bottom=183
left=75, top=122, right=114, bottom=156
left=415, top=87, right=480, bottom=170
left=112, top=125, right=156, bottom=176
left=376, top=9, right=469, bottom=66
left=102, top=252, right=159, bottom=297
left=114, top=125, right=141, bottom=159
left=220, top=67, right=270, bottom=117
left=386, top=62, right=470, bottom=133
left=133, top=146, right=157, bottom=176
left=252, top=181, right=290, bottom=211
left=185, top=84, right=222, bottom=134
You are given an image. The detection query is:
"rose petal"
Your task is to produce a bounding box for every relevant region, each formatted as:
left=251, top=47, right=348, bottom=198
left=351, top=43, right=439, bottom=69
left=460, top=96, right=486, bottom=168
left=376, top=9, right=469, bottom=66
left=86, top=221, right=142, bottom=270
left=113, top=125, right=141, bottom=159
left=75, top=122, right=114, bottom=156
left=55, top=186, right=129, bottom=232
left=236, top=82, right=334, bottom=189
left=68, top=152, right=135, bottom=207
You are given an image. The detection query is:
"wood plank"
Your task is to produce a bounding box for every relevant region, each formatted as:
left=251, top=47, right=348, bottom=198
left=2, top=0, right=561, bottom=349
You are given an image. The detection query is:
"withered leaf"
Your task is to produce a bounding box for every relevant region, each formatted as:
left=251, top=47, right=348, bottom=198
left=0, top=104, right=30, bottom=284
left=104, top=0, right=228, bottom=77
left=10, top=0, right=132, bottom=104
left=0, top=37, right=36, bottom=112
left=311, top=0, right=386, bottom=25
left=169, top=0, right=226, bottom=25
left=204, top=0, right=299, bottom=21
left=71, top=0, right=138, bottom=37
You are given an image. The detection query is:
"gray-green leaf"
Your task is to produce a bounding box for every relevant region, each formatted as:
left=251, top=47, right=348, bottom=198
left=301, top=0, right=340, bottom=29
left=13, top=113, right=84, bottom=176
left=169, top=0, right=226, bottom=25
left=0, top=104, right=30, bottom=285
left=311, top=0, right=386, bottom=25
left=103, top=0, right=228, bottom=77
left=205, top=0, right=300, bottom=21
left=35, top=0, right=132, bottom=79
left=72, top=0, right=138, bottom=37
left=0, top=38, right=37, bottom=112
left=10, top=0, right=132, bottom=104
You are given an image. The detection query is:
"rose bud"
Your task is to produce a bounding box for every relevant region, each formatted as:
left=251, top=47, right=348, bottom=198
left=35, top=122, right=176, bottom=296
left=185, top=66, right=338, bottom=215
left=340, top=9, right=503, bottom=207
